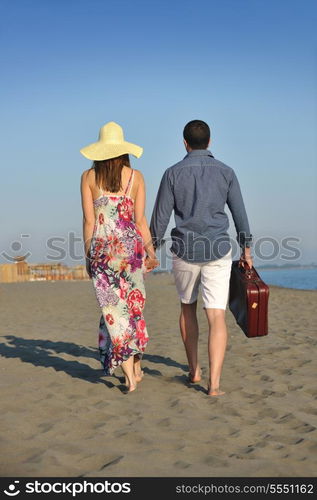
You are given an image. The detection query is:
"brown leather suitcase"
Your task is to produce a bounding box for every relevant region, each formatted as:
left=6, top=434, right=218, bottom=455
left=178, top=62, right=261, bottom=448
left=229, top=259, right=269, bottom=337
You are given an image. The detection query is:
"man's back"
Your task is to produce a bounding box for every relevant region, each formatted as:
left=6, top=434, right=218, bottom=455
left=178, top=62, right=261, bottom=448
left=150, top=149, right=252, bottom=262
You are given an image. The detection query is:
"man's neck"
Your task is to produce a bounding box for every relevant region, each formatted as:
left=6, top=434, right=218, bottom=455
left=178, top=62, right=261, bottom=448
left=186, top=147, right=208, bottom=153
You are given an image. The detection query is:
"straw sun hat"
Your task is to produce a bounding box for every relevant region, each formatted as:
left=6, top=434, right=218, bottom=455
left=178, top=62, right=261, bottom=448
left=80, top=121, right=143, bottom=161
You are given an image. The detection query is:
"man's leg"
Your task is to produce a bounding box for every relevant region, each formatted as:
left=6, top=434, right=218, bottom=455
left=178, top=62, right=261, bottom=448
left=179, top=301, right=201, bottom=382
left=204, top=308, right=227, bottom=395
left=200, top=248, right=232, bottom=396
left=171, top=252, right=201, bottom=382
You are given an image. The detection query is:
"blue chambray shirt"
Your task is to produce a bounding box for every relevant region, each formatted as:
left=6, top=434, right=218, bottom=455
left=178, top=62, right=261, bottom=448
left=149, top=149, right=253, bottom=262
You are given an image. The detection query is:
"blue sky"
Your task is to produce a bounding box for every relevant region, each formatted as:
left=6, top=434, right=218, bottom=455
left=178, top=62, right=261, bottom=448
left=1, top=0, right=316, bottom=267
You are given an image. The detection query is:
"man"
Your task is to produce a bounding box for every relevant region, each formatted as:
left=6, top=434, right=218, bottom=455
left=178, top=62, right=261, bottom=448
left=150, top=120, right=253, bottom=396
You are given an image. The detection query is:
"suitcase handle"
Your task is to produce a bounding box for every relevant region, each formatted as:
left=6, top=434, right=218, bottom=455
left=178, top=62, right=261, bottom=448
left=238, top=257, right=252, bottom=268
left=238, top=258, right=255, bottom=279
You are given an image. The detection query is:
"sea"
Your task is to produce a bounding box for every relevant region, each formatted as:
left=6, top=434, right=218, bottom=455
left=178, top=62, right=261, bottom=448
left=154, top=267, right=317, bottom=291
left=256, top=267, right=317, bottom=291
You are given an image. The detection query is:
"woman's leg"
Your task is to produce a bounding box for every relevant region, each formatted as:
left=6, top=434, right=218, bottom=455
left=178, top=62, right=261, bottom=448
left=133, top=355, right=144, bottom=382
left=121, top=356, right=137, bottom=392
left=129, top=260, right=148, bottom=383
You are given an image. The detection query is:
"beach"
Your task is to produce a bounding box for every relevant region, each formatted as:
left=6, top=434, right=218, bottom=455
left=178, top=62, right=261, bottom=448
left=0, top=274, right=316, bottom=477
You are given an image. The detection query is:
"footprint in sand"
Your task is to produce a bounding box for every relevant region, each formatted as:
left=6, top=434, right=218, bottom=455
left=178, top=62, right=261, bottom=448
left=222, top=407, right=241, bottom=417
left=261, top=375, right=274, bottom=382
left=93, top=422, right=107, bottom=430
left=279, top=368, right=293, bottom=375
left=240, top=445, right=255, bottom=454
left=288, top=384, right=304, bottom=391
left=205, top=455, right=228, bottom=466
left=158, top=417, right=171, bottom=428
left=262, top=389, right=286, bottom=397
left=300, top=407, right=317, bottom=416
left=270, top=434, right=306, bottom=446
left=253, top=439, right=267, bottom=449
left=275, top=413, right=309, bottom=429
left=37, top=423, right=54, bottom=433
left=174, top=460, right=191, bottom=469
left=292, top=423, right=315, bottom=433
left=257, top=408, right=279, bottom=418
left=229, top=430, right=240, bottom=437
left=303, top=387, right=317, bottom=397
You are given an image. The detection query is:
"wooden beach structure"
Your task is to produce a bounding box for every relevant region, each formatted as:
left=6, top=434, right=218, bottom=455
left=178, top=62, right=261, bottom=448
left=0, top=256, right=89, bottom=283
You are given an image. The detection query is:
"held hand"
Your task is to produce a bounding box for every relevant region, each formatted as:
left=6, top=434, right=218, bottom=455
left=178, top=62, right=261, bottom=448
left=240, top=253, right=253, bottom=270
left=144, top=255, right=159, bottom=273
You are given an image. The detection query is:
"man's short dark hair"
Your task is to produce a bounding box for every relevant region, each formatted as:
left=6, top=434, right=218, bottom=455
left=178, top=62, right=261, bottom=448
left=183, top=120, right=210, bottom=149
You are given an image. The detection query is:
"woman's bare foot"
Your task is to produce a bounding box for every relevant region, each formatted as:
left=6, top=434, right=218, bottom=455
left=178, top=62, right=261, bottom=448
left=207, top=386, right=225, bottom=396
left=188, top=367, right=201, bottom=383
left=133, top=355, right=144, bottom=383
left=121, top=357, right=137, bottom=393
left=124, top=376, right=137, bottom=393
left=134, top=370, right=144, bottom=383
left=127, top=383, right=137, bottom=393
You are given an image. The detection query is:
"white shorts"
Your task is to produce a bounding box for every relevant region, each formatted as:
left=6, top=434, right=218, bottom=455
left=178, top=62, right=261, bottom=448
left=171, top=248, right=232, bottom=310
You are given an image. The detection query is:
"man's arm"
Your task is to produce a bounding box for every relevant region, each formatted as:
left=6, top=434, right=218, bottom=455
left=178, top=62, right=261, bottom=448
left=150, top=168, right=174, bottom=250
left=226, top=169, right=253, bottom=253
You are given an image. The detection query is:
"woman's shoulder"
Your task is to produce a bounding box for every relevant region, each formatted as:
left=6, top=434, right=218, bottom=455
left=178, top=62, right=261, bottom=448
left=81, top=168, right=92, bottom=182
left=132, top=168, right=144, bottom=182
left=129, top=168, right=145, bottom=198
left=81, top=168, right=94, bottom=185
left=133, top=169, right=146, bottom=192
left=81, top=167, right=94, bottom=178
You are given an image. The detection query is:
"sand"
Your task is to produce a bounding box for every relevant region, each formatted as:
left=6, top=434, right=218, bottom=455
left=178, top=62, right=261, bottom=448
left=0, top=274, right=316, bottom=477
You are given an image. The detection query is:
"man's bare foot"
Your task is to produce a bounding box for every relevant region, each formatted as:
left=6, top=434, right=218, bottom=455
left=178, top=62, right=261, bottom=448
left=207, top=386, right=225, bottom=396
left=134, top=370, right=144, bottom=383
left=188, top=367, right=201, bottom=383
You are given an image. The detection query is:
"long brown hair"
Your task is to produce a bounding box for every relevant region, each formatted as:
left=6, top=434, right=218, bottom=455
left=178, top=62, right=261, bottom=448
left=89, top=154, right=131, bottom=193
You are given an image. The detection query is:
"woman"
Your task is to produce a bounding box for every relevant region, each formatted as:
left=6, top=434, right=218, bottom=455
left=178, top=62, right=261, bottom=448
left=80, top=121, right=159, bottom=392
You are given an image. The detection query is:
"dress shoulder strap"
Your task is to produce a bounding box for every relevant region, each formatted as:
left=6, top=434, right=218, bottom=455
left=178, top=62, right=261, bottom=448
left=124, top=168, right=134, bottom=196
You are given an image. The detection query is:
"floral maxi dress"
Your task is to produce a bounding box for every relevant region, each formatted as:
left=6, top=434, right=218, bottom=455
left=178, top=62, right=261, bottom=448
left=89, top=168, right=149, bottom=375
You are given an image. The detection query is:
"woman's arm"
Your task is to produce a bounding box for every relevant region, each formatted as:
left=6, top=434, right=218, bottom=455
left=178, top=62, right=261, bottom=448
left=80, top=170, right=95, bottom=260
left=134, top=170, right=158, bottom=268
